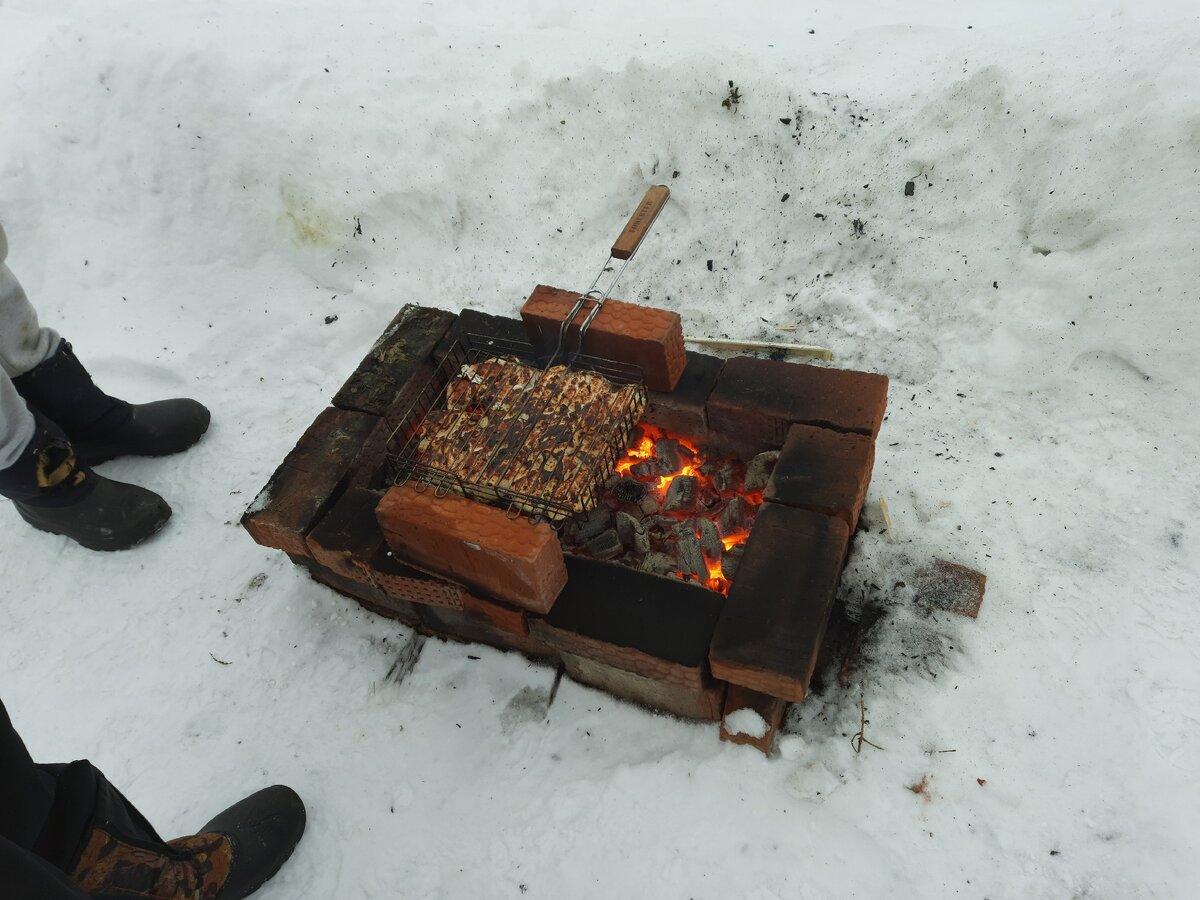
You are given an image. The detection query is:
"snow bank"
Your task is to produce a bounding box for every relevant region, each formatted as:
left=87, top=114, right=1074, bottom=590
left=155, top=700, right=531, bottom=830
left=1, top=2, right=1197, bottom=898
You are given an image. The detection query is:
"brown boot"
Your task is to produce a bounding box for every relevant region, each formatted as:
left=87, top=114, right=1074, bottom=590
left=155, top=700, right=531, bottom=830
left=70, top=829, right=233, bottom=899
left=68, top=786, right=304, bottom=900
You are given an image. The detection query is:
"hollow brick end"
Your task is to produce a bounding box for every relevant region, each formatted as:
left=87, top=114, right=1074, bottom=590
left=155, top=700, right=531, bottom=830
left=520, top=284, right=686, bottom=392
left=375, top=484, right=567, bottom=613
left=710, top=505, right=850, bottom=703
left=719, top=684, right=789, bottom=755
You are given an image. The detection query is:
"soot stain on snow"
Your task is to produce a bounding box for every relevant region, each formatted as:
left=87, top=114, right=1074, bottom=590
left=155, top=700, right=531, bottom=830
left=500, top=686, right=552, bottom=733
left=782, top=531, right=974, bottom=747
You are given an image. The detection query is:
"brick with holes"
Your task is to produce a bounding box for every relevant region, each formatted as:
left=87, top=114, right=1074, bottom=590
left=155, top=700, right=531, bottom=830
left=290, top=553, right=423, bottom=627
left=520, top=285, right=686, bottom=392
left=376, top=484, right=567, bottom=613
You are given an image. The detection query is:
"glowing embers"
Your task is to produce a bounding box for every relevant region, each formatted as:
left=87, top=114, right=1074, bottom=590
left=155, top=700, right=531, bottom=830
left=565, top=424, right=777, bottom=595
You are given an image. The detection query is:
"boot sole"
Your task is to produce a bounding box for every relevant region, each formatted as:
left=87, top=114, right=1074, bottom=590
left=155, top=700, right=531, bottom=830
left=15, top=503, right=172, bottom=552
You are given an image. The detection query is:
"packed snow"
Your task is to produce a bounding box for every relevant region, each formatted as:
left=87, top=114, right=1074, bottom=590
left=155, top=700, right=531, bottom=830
left=2, top=1, right=1198, bottom=898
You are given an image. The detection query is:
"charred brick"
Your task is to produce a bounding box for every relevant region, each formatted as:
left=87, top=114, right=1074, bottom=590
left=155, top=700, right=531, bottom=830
left=764, top=423, right=875, bottom=532
left=707, top=356, right=889, bottom=456
left=710, top=504, right=850, bottom=702
left=333, top=305, right=456, bottom=417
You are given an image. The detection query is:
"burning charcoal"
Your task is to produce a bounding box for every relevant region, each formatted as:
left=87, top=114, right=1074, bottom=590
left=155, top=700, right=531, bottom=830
left=630, top=460, right=658, bottom=480
left=615, top=511, right=651, bottom=554
left=721, top=545, right=744, bottom=581
left=697, top=518, right=724, bottom=559
left=663, top=475, right=698, bottom=513
left=639, top=492, right=661, bottom=516
left=673, top=524, right=707, bottom=581
left=585, top=528, right=624, bottom=560
left=572, top=506, right=613, bottom=544
left=713, top=460, right=740, bottom=493
left=744, top=450, right=781, bottom=491
left=647, top=515, right=677, bottom=538
left=611, top=476, right=647, bottom=504
left=698, top=484, right=722, bottom=511
left=654, top=438, right=682, bottom=475
left=719, top=496, right=750, bottom=537
left=641, top=552, right=678, bottom=577
left=604, top=473, right=623, bottom=491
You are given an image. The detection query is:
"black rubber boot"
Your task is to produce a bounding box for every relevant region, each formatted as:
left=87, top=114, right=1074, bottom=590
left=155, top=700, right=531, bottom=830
left=0, top=418, right=171, bottom=551
left=192, top=786, right=307, bottom=900
left=12, top=340, right=210, bottom=466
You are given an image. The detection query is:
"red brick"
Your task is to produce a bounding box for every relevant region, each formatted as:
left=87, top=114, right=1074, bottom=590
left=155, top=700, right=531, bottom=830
left=333, top=305, right=456, bottom=416
left=719, top=684, right=788, bottom=754
left=367, top=541, right=532, bottom=637
left=242, top=408, right=380, bottom=557
left=559, top=652, right=726, bottom=721
left=764, top=423, right=876, bottom=532
left=289, top=553, right=423, bottom=627
left=520, top=285, right=686, bottom=392
left=376, top=484, right=567, bottom=613
left=366, top=544, right=469, bottom=611
left=707, top=357, right=889, bottom=457
left=915, top=559, right=987, bottom=618
left=710, top=505, right=850, bottom=702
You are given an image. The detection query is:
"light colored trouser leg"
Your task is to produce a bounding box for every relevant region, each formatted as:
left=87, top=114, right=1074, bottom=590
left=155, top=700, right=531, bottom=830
left=0, top=262, right=59, bottom=471
left=0, top=371, right=35, bottom=471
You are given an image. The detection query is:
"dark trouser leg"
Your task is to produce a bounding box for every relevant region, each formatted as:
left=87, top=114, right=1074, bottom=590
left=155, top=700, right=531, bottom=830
left=0, top=698, right=91, bottom=897
left=0, top=698, right=164, bottom=897
left=0, top=836, right=92, bottom=899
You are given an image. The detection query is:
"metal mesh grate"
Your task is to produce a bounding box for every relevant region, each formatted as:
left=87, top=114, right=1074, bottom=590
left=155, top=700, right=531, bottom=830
left=385, top=333, right=646, bottom=523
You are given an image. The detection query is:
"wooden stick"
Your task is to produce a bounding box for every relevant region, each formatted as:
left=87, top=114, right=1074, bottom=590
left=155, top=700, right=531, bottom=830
left=685, top=336, right=834, bottom=361
left=879, top=497, right=895, bottom=543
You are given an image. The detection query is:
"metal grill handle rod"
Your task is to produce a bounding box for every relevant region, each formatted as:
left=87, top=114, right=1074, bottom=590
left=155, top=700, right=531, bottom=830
left=545, top=185, right=670, bottom=367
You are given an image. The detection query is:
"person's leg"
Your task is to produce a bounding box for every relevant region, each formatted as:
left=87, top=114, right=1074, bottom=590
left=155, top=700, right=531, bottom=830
left=0, top=837, right=92, bottom=900
left=0, top=698, right=96, bottom=898
left=0, top=253, right=208, bottom=467
left=0, top=255, right=172, bottom=551
left=0, top=254, right=54, bottom=470
left=1, top=696, right=306, bottom=899
left=0, top=259, right=60, bottom=379
left=0, top=696, right=59, bottom=850
left=0, top=370, right=36, bottom=473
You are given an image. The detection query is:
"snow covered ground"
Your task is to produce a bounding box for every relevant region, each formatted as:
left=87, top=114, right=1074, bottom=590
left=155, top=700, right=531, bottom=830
left=2, top=1, right=1198, bottom=897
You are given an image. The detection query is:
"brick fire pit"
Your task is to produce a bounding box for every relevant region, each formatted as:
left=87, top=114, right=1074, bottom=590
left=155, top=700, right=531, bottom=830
left=243, top=296, right=889, bottom=753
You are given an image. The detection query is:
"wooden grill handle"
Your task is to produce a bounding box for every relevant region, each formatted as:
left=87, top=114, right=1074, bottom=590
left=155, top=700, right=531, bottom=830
left=611, top=184, right=670, bottom=260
